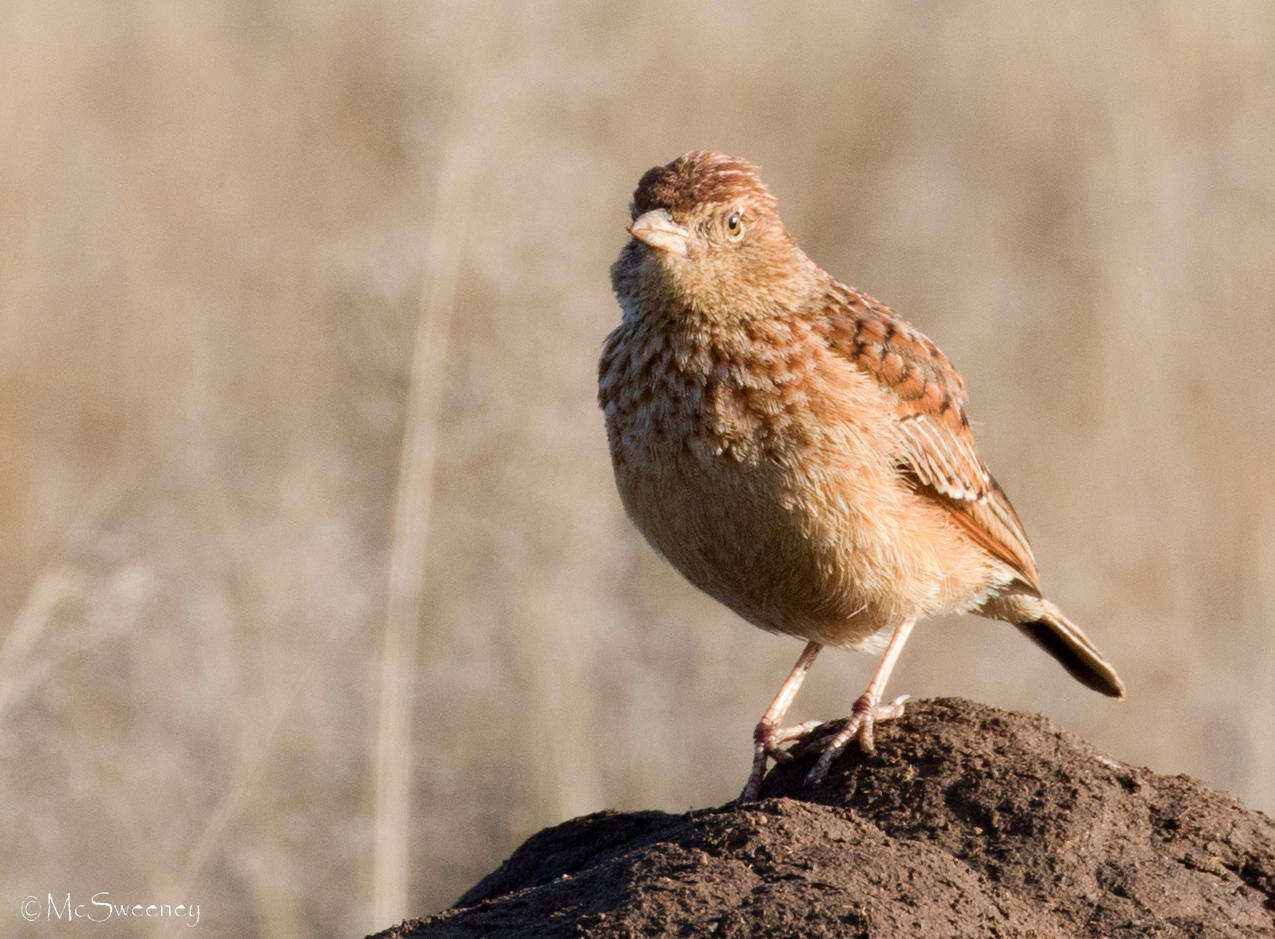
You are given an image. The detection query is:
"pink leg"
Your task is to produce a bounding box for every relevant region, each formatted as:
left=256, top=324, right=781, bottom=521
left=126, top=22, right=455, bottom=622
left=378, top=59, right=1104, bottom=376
left=739, top=641, right=823, bottom=802
left=806, top=618, right=916, bottom=786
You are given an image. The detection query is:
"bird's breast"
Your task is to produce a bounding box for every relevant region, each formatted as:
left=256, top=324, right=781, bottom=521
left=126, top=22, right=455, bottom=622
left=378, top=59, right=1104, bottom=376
left=599, top=314, right=843, bottom=467
left=598, top=316, right=911, bottom=644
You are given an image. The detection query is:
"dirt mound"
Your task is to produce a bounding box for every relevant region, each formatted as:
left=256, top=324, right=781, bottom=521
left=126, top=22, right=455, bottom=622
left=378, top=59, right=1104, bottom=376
left=374, top=699, right=1275, bottom=937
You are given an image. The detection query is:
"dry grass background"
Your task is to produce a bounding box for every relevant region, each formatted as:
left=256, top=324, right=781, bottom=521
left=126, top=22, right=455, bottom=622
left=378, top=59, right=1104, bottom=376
left=2, top=2, right=1273, bottom=933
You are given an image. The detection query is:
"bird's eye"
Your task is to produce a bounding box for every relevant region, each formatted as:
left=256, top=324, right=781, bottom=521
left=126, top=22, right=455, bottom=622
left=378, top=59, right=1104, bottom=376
left=725, top=212, right=745, bottom=240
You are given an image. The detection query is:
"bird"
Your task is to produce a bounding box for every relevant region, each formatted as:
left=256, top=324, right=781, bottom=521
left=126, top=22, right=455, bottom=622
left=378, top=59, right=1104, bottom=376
left=598, top=150, right=1124, bottom=802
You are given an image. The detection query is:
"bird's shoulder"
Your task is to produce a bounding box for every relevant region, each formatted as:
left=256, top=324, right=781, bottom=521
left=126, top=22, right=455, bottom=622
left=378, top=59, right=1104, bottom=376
left=812, top=280, right=971, bottom=432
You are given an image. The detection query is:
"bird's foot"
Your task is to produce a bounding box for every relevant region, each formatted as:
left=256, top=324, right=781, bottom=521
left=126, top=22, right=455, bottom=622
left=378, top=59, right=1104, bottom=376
left=803, top=692, right=910, bottom=787
left=738, top=719, right=826, bottom=802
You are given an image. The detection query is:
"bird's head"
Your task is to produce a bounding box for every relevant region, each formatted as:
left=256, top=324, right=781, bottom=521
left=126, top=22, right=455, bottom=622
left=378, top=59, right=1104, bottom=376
left=611, top=151, right=814, bottom=323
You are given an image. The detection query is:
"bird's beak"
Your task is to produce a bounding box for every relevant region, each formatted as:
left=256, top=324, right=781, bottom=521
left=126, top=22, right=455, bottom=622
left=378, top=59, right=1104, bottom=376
left=627, top=208, right=691, bottom=258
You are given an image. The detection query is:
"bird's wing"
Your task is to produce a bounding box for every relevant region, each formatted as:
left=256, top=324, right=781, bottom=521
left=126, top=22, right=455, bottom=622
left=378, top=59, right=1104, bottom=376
left=821, top=283, right=1041, bottom=591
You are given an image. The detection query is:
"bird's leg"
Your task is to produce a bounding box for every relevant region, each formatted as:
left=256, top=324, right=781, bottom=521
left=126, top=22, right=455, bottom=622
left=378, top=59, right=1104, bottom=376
left=739, top=641, right=823, bottom=802
left=805, top=618, right=916, bottom=786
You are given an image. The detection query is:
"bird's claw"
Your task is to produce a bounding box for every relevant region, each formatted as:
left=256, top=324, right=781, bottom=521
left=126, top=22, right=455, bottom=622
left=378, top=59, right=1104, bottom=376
left=738, top=719, right=825, bottom=801
left=803, top=693, right=910, bottom=787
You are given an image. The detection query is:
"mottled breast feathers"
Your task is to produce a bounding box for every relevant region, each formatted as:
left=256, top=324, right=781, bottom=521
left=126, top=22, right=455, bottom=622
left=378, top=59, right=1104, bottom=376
left=818, top=281, right=1041, bottom=592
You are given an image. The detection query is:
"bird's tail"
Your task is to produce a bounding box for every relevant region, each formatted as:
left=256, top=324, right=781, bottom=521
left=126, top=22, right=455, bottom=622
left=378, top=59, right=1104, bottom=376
left=983, top=593, right=1125, bottom=698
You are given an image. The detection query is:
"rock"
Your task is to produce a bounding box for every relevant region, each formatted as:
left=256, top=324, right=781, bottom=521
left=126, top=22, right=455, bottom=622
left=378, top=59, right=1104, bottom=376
left=372, top=699, right=1275, bottom=937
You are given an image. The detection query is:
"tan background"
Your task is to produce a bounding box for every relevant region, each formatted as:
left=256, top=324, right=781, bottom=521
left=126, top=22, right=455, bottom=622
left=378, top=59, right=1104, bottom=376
left=3, top=2, right=1273, bottom=934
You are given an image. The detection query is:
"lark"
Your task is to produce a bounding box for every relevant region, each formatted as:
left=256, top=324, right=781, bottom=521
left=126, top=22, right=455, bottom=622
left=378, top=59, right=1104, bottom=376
left=598, top=151, right=1124, bottom=801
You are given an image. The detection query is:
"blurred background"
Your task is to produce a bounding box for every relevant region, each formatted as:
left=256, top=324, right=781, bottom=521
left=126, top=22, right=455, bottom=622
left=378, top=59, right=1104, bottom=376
left=3, top=1, right=1273, bottom=934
